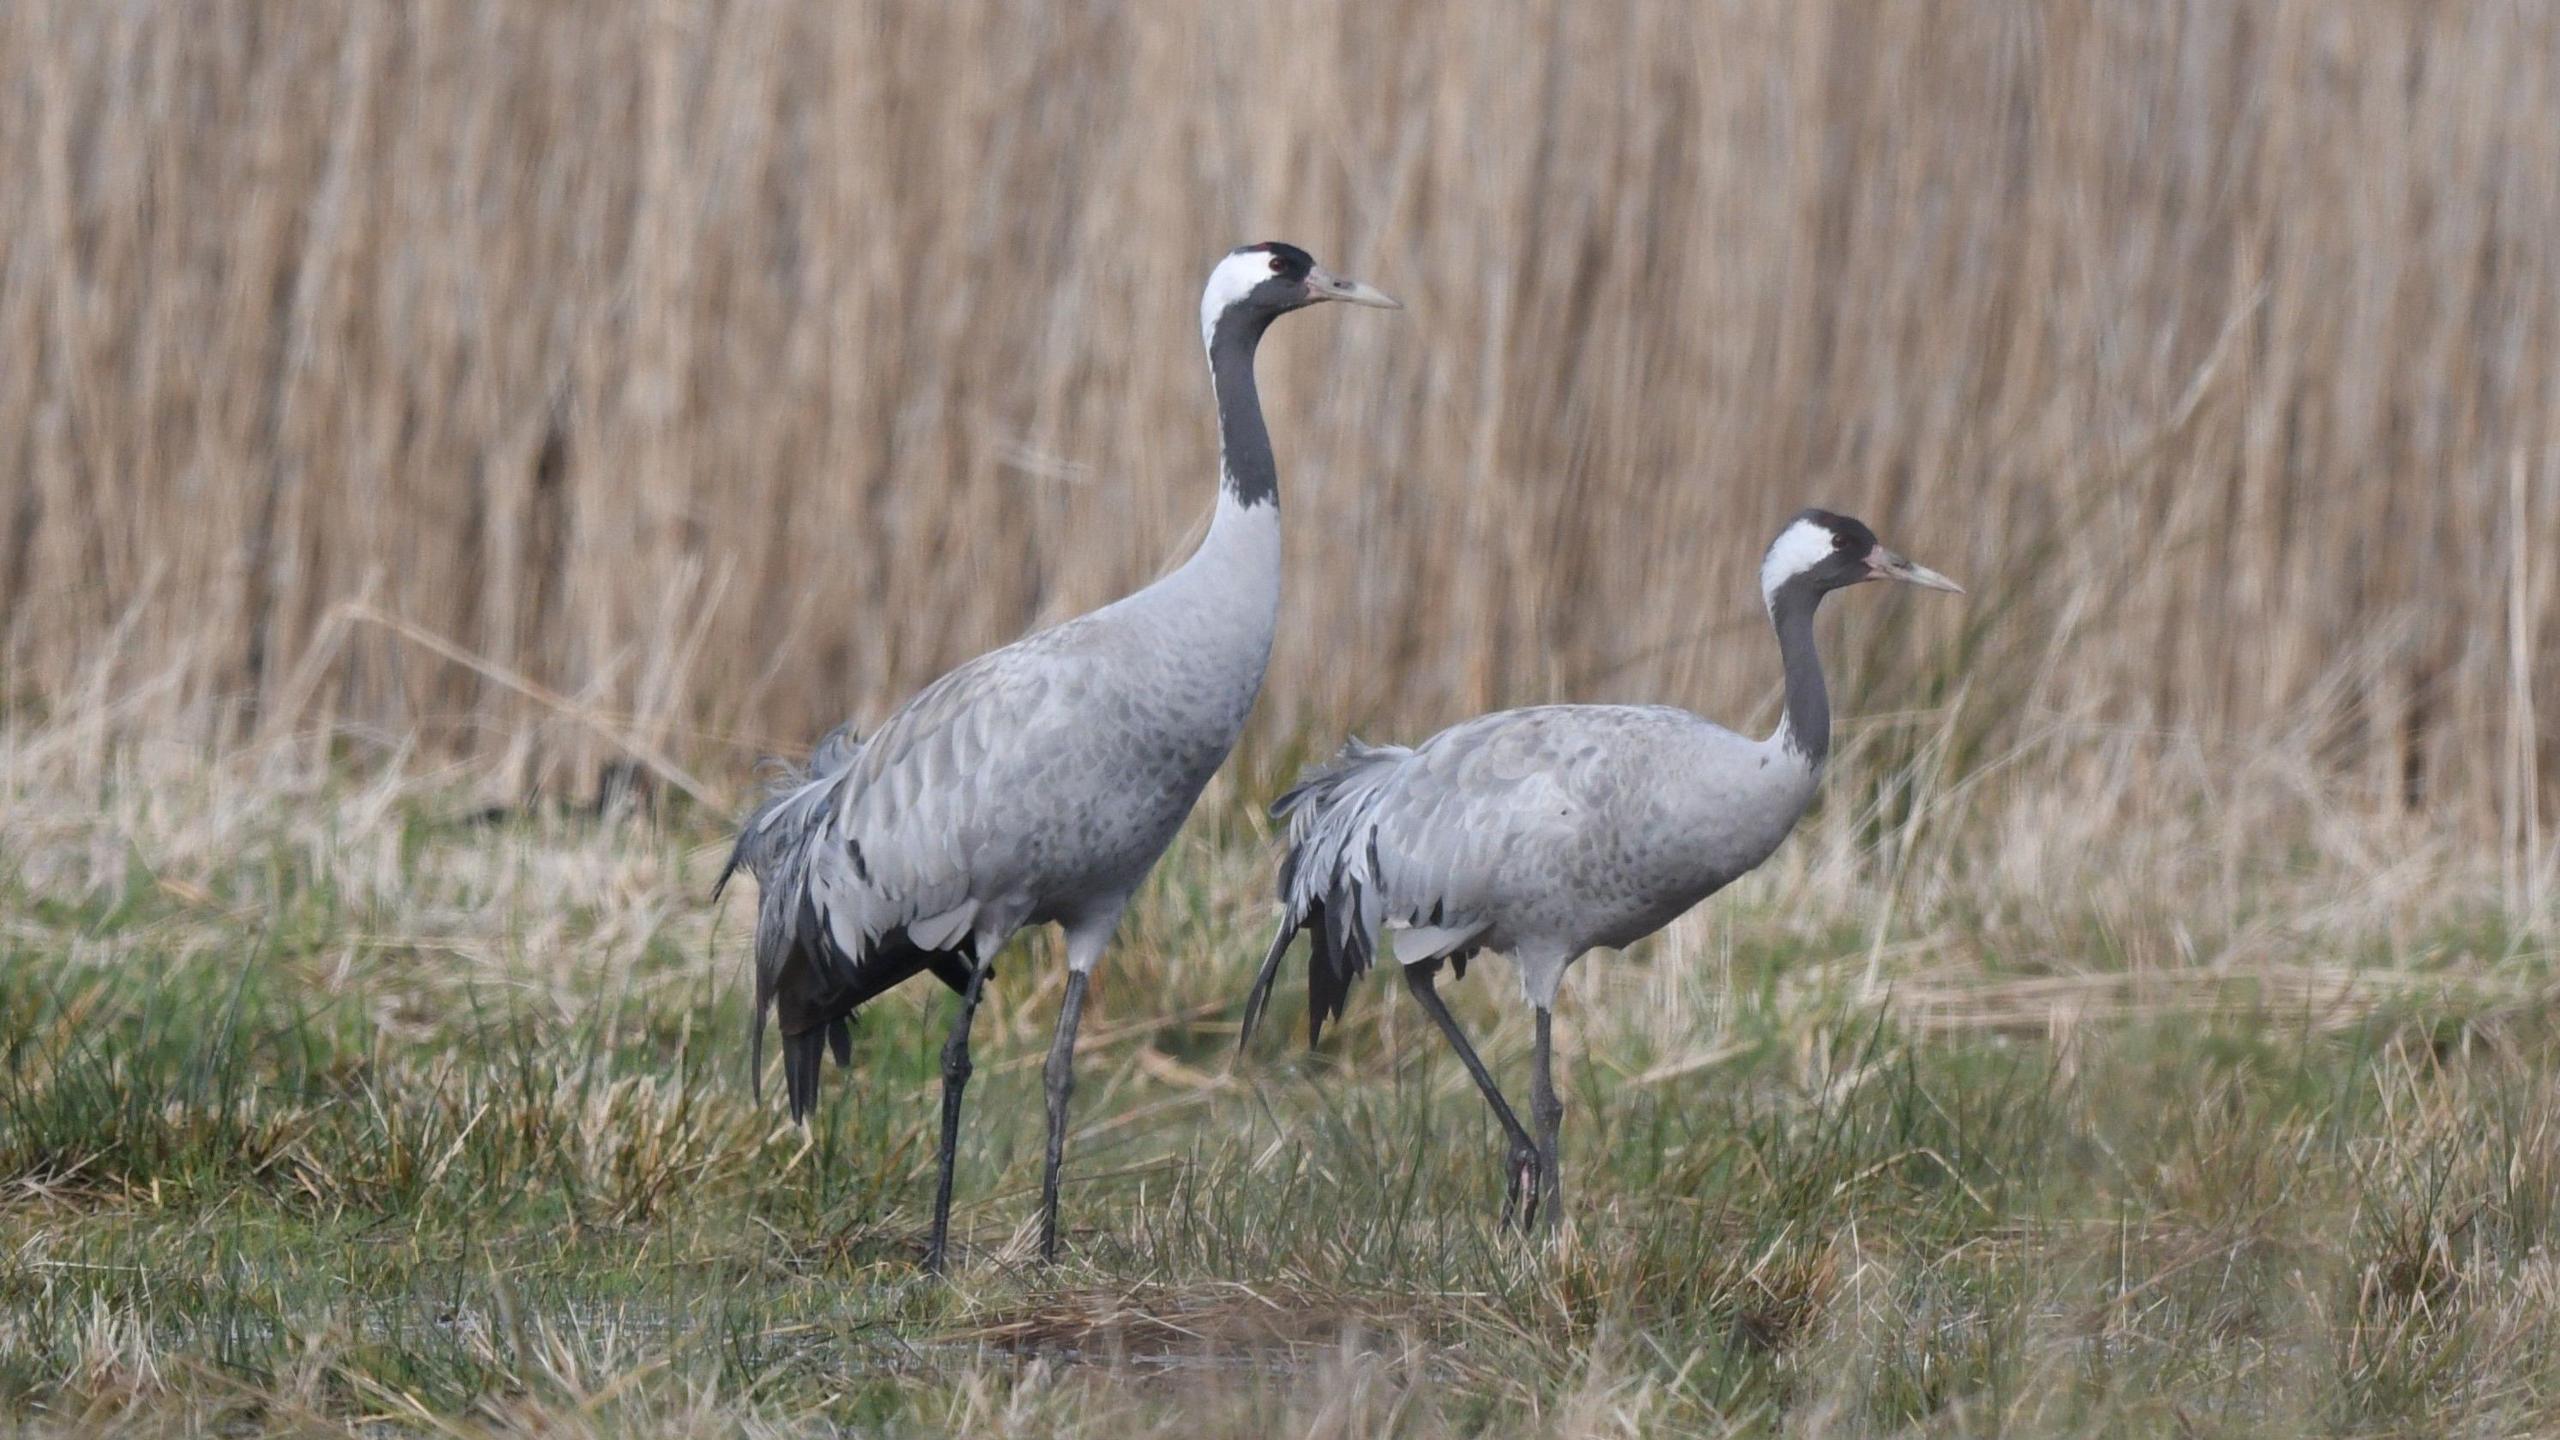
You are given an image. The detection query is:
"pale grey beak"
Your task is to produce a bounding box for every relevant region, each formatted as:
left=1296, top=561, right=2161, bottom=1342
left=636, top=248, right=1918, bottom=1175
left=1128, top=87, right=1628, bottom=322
left=1306, top=266, right=1402, bottom=310
left=1869, top=548, right=1965, bottom=594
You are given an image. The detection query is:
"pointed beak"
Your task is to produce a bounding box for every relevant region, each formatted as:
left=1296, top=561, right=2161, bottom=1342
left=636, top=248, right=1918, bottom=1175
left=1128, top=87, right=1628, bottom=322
left=1305, top=265, right=1402, bottom=310
left=1869, top=548, right=1965, bottom=594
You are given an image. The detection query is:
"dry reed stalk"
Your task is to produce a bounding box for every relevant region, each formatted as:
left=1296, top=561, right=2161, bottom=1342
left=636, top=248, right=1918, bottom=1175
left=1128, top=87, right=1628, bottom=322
left=0, top=2, right=2553, bottom=839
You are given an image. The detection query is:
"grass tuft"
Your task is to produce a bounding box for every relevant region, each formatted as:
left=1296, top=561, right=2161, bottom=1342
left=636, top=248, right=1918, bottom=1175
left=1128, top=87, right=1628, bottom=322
left=5, top=726, right=2559, bottom=1433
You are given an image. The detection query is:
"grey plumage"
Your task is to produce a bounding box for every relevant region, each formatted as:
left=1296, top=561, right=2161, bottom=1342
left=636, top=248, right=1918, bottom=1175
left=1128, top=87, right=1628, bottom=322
left=714, top=721, right=968, bottom=1118
left=723, top=596, right=1269, bottom=1116
left=1240, top=509, right=1961, bottom=1232
left=719, top=242, right=1397, bottom=1270
left=1245, top=705, right=1814, bottom=1030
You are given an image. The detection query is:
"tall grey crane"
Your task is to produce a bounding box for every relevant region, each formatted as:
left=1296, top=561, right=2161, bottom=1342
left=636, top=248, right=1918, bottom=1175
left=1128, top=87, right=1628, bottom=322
left=1238, top=509, right=1960, bottom=1232
left=718, top=243, right=1398, bottom=1270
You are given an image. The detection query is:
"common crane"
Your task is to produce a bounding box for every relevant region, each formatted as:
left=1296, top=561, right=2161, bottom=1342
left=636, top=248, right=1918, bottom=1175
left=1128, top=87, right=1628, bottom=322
left=719, top=243, right=1399, bottom=1270
left=1239, top=509, right=1960, bottom=1232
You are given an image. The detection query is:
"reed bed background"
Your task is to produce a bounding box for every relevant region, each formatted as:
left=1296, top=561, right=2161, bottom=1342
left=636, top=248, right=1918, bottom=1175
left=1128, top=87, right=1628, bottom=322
left=4, top=0, right=2555, bottom=834
left=9, top=3, right=2560, bottom=1434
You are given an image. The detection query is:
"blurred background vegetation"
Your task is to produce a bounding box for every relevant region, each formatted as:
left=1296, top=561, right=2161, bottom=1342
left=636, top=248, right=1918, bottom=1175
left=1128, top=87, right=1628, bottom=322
left=3, top=1, right=2553, bottom=841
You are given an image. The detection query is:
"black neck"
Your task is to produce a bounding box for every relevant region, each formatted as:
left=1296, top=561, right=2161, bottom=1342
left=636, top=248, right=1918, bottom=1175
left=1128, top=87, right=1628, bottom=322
left=1207, top=309, right=1279, bottom=509
left=1769, top=580, right=1830, bottom=767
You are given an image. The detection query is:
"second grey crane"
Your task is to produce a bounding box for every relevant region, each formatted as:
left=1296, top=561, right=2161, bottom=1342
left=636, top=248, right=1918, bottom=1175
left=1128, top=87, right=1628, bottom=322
left=1238, top=509, right=1960, bottom=1232
left=718, top=243, right=1398, bottom=1271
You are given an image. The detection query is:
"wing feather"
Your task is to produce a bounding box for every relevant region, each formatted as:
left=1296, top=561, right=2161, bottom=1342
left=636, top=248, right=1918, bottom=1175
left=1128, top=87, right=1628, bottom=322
left=719, top=623, right=1101, bottom=1113
left=1248, top=707, right=1720, bottom=1045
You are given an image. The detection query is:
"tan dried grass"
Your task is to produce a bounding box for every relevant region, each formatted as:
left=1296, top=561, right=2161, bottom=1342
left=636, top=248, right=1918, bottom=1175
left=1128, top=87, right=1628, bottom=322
left=1, top=2, right=2553, bottom=845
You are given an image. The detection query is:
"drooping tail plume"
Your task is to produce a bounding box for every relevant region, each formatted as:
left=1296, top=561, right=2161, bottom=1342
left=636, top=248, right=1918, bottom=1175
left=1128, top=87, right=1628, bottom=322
left=1240, top=738, right=1411, bottom=1050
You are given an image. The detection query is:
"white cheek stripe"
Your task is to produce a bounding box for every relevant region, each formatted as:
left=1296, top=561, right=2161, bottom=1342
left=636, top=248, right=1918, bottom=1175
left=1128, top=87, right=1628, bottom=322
left=1199, top=251, right=1273, bottom=349
left=1759, top=519, right=1836, bottom=601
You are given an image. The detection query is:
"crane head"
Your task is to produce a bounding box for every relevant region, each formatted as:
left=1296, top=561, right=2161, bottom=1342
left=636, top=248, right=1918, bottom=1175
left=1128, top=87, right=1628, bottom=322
left=1761, top=508, right=1964, bottom=611
left=1202, top=242, right=1400, bottom=349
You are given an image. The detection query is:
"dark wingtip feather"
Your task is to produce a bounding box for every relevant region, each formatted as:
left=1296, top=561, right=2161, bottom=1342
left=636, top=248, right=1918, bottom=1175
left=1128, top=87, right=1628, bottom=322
left=783, top=1028, right=825, bottom=1123
left=827, top=1016, right=852, bottom=1067
left=1308, top=920, right=1346, bottom=1049
left=1238, top=912, right=1305, bottom=1053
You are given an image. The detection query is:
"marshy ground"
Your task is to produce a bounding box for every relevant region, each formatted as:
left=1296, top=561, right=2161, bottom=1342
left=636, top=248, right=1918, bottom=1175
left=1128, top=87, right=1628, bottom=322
left=5, top=733, right=2554, bottom=1437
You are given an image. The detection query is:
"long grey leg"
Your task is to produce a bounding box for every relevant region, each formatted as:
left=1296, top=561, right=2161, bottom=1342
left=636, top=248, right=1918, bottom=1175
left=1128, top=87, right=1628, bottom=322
left=924, top=955, right=990, bottom=1274
left=1404, top=961, right=1542, bottom=1230
left=1531, top=1005, right=1564, bottom=1235
left=1038, top=969, right=1090, bottom=1262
